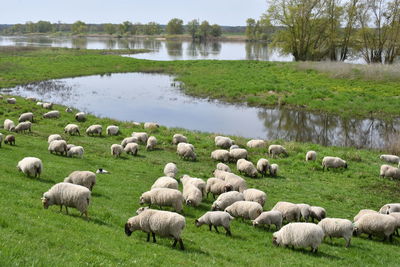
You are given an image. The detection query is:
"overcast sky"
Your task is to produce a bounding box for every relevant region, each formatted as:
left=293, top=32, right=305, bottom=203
left=2, top=0, right=266, bottom=26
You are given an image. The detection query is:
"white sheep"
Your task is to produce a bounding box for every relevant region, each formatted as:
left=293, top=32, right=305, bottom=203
left=213, top=170, right=247, bottom=193
left=252, top=210, right=283, bottom=230
left=36, top=101, right=43, bottom=106
left=380, top=165, right=400, bottom=180
left=353, top=209, right=379, bottom=222
left=269, top=163, right=279, bottom=176
left=164, top=162, right=178, bottom=178
left=132, top=132, right=148, bottom=143
left=106, top=125, right=119, bottom=136
left=132, top=122, right=141, bottom=127
left=224, top=201, right=263, bottom=220
left=17, top=157, right=43, bottom=178
left=246, top=139, right=266, bottom=148
left=121, top=136, right=138, bottom=148
left=379, top=203, right=400, bottom=214
left=237, top=159, right=258, bottom=177
left=67, top=144, right=76, bottom=151
left=67, top=146, right=84, bottom=158
left=64, top=124, right=80, bottom=136
left=183, top=184, right=202, bottom=207
left=318, top=218, right=353, bottom=247
left=322, top=156, right=347, bottom=171
left=172, top=134, right=187, bottom=145
left=380, top=154, right=400, bottom=164
left=7, top=97, right=16, bottom=104
left=177, top=143, right=196, bottom=161
left=306, top=151, right=317, bottom=161
left=4, top=135, right=15, bottom=145
left=42, top=102, right=53, bottom=109
left=229, top=148, right=248, bottom=162
left=181, top=175, right=206, bottom=197
left=14, top=121, right=32, bottom=133
left=272, top=201, right=301, bottom=222
left=215, top=136, right=234, bottom=149
left=206, top=178, right=233, bottom=199
left=48, top=140, right=67, bottom=155
left=272, top=223, right=324, bottom=253
left=111, top=144, right=124, bottom=157
left=124, top=142, right=138, bottom=156
left=353, top=213, right=396, bottom=241
left=140, top=188, right=184, bottom=212
left=42, top=182, right=91, bottom=218
left=75, top=112, right=86, bottom=122
left=4, top=119, right=15, bottom=131
left=86, top=125, right=102, bottom=136
left=144, top=122, right=159, bottom=130
left=230, top=145, right=239, bottom=150
left=296, top=203, right=311, bottom=222
left=216, top=162, right=231, bottom=172
left=256, top=158, right=270, bottom=176
left=211, top=191, right=245, bottom=211
left=268, top=145, right=288, bottom=158
left=310, top=206, right=327, bottom=222
left=151, top=176, right=179, bottom=190
left=243, top=188, right=267, bottom=207
left=43, top=110, right=60, bottom=119
left=211, top=149, right=230, bottom=162
left=64, top=171, right=96, bottom=191
left=195, top=211, right=234, bottom=235
left=18, top=112, right=34, bottom=123
left=48, top=134, right=63, bottom=144
left=146, top=136, right=157, bottom=151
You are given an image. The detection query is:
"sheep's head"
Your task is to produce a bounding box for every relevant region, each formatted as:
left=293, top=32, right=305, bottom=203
left=186, top=199, right=193, bottom=206
left=224, top=185, right=233, bottom=193
left=353, top=225, right=360, bottom=236
left=211, top=203, right=218, bottom=211
left=194, top=219, right=202, bottom=227
left=344, top=162, right=348, bottom=169
left=272, top=235, right=279, bottom=246
left=252, top=220, right=258, bottom=227
left=136, top=207, right=147, bottom=215
left=124, top=223, right=133, bottom=236
left=139, top=196, right=145, bottom=205
left=41, top=196, right=50, bottom=209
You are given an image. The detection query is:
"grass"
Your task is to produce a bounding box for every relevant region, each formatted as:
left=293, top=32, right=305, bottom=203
left=0, top=96, right=400, bottom=266
left=0, top=47, right=400, bottom=118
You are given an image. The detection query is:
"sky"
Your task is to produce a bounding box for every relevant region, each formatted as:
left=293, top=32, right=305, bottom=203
left=1, top=0, right=266, bottom=26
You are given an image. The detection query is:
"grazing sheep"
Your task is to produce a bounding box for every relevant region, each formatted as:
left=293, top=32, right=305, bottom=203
left=4, top=119, right=15, bottom=131
left=257, top=158, right=270, bottom=176
left=36, top=101, right=43, bottom=106
left=125, top=208, right=185, bottom=250
left=213, top=170, right=247, bottom=193
left=380, top=154, right=400, bottom=164
left=42, top=182, right=91, bottom=217
left=48, top=134, right=62, bottom=144
left=206, top=178, right=233, bottom=199
left=14, top=121, right=32, bottom=133
left=296, top=204, right=311, bottom=222
left=146, top=136, right=157, bottom=151
left=17, top=157, right=43, bottom=178
left=151, top=176, right=179, bottom=190
left=121, top=136, right=138, bottom=148
left=42, top=102, right=53, bottom=109
left=379, top=203, right=400, bottom=214
left=195, top=211, right=234, bottom=235
left=322, top=156, right=347, bottom=171
left=224, top=201, right=263, bottom=220
left=183, top=184, right=202, bottom=207
left=0, top=133, right=3, bottom=147
left=75, top=112, right=86, bottom=122
left=177, top=143, right=196, bottom=161
left=106, top=125, right=119, bottom=136
left=181, top=175, right=206, bottom=197
left=269, top=164, right=279, bottom=176
left=253, top=210, right=283, bottom=230
left=132, top=132, right=148, bottom=143
left=215, top=136, right=235, bottom=149
left=354, top=209, right=379, bottom=222
left=124, top=142, right=138, bottom=156
left=306, top=151, right=317, bottom=161
left=268, top=145, right=288, bottom=158
left=64, top=171, right=96, bottom=191
left=243, top=189, right=267, bottom=207
left=48, top=140, right=68, bottom=155
left=7, top=98, right=16, bottom=104
left=353, top=213, right=396, bottom=241
left=4, top=135, right=15, bottom=145
left=272, top=223, right=324, bottom=253
left=43, top=110, right=60, bottom=119
left=172, top=134, right=187, bottom=145
left=67, top=144, right=76, bottom=151
left=247, top=139, right=266, bottom=148
left=18, top=112, right=34, bottom=123
left=144, top=122, right=159, bottom=130
left=164, top=162, right=178, bottom=178
left=132, top=122, right=141, bottom=127
left=380, top=165, right=400, bottom=180
left=139, top=188, right=184, bottom=213
left=237, top=159, right=258, bottom=177
left=229, top=148, right=248, bottom=162
left=64, top=124, right=80, bottom=136
left=111, top=144, right=124, bottom=157
left=212, top=191, right=245, bottom=211
left=318, top=218, right=353, bottom=247
left=86, top=125, right=102, bottom=136
left=272, top=201, right=301, bottom=222
left=211, top=149, right=230, bottom=162
left=310, top=206, right=327, bottom=222
left=216, top=162, right=231, bottom=172
left=65, top=107, right=73, bottom=113
left=67, top=146, right=84, bottom=158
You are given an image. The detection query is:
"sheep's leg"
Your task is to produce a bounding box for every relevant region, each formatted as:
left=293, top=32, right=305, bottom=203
left=209, top=225, right=212, bottom=231
left=146, top=233, right=150, bottom=242
left=152, top=233, right=156, bottom=243
left=60, top=205, right=63, bottom=212
left=396, top=229, right=399, bottom=236
left=345, top=238, right=351, bottom=248
left=213, top=226, right=219, bottom=233
left=65, top=207, right=69, bottom=214
left=224, top=227, right=231, bottom=236
left=179, top=238, right=184, bottom=250
left=172, top=239, right=177, bottom=247
left=368, top=234, right=372, bottom=240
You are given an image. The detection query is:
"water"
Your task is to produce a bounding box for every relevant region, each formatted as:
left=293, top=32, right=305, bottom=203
left=3, top=73, right=398, bottom=149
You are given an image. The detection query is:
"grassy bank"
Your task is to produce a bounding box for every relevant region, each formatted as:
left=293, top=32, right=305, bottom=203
left=0, top=96, right=399, bottom=265
left=0, top=47, right=399, bottom=118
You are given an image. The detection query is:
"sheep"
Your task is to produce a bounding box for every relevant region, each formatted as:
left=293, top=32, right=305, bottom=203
left=310, top=206, right=327, bottom=222
left=75, top=112, right=86, bottom=122
left=211, top=191, right=245, bottom=211
left=243, top=189, right=267, bottom=207
left=211, top=149, right=230, bottom=162
left=177, top=143, right=196, bottom=161
left=354, top=209, right=379, bottom=222
left=268, top=145, right=288, bottom=158
left=206, top=178, right=233, bottom=199
left=0, top=133, right=3, bottom=147
left=380, top=154, right=400, bottom=164
left=4, top=135, right=15, bottom=145
left=48, top=134, right=63, bottom=144
left=18, top=112, right=34, bottom=123
left=272, top=201, right=301, bottom=222
left=144, top=122, right=159, bottom=130
left=42, top=102, right=53, bottom=109
left=183, top=184, right=202, bottom=207
left=306, top=151, right=317, bottom=161
left=0, top=95, right=3, bottom=100
left=195, top=211, right=234, bottom=235
left=163, top=162, right=178, bottom=178
left=121, top=136, right=138, bottom=148
left=132, top=122, right=141, bottom=127
left=253, top=210, right=283, bottom=230
left=322, top=156, right=347, bottom=171
left=229, top=148, right=248, bottom=162
left=139, top=188, right=184, bottom=213
left=26, top=97, right=36, bottom=102
left=67, top=146, right=84, bottom=158
left=7, top=98, right=16, bottom=104
left=48, top=140, right=68, bottom=155
left=65, top=107, right=73, bottom=113
left=146, top=136, right=157, bottom=151
left=64, top=171, right=96, bottom=191
left=106, top=125, right=119, bottom=136
left=379, top=203, right=400, bottom=214
left=172, top=134, right=187, bottom=145
left=14, top=121, right=32, bottom=133
left=380, top=165, right=400, bottom=180
left=224, top=201, right=263, bottom=220
left=111, top=144, right=124, bottom=157
left=42, top=182, right=91, bottom=218
left=256, top=158, right=270, bottom=176
left=64, top=124, right=80, bottom=136
left=247, top=139, right=266, bottom=148
left=215, top=136, right=235, bottom=149
left=213, top=170, right=247, bottom=193
left=237, top=159, right=258, bottom=177
left=36, top=101, right=43, bottom=106
left=124, top=142, right=138, bottom=156
left=269, top=164, right=279, bottom=176
left=181, top=175, right=206, bottom=197
left=125, top=208, right=185, bottom=250
left=86, top=125, right=102, bottom=136
left=216, top=162, right=231, bottom=172
left=17, top=157, right=43, bottom=178
left=230, top=145, right=239, bottom=150
left=318, top=218, right=353, bottom=247
left=353, top=213, right=396, bottom=241
left=272, top=223, right=324, bottom=253
left=296, top=203, right=311, bottom=222
left=132, top=132, right=148, bottom=143
left=4, top=119, right=15, bottom=131
left=151, top=176, right=179, bottom=190
left=43, top=110, right=60, bottom=119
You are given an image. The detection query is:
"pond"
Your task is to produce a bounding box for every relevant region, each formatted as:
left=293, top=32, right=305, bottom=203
left=2, top=72, right=398, bottom=149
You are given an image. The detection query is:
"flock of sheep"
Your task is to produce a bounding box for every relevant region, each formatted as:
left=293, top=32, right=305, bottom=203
left=1, top=95, right=400, bottom=253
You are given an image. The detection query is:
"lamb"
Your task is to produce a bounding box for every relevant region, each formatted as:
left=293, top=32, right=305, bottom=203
left=380, top=165, right=400, bottom=180
left=177, top=143, right=196, bottom=161
left=132, top=132, right=148, bottom=143
left=269, top=164, right=279, bottom=176
left=106, top=125, right=119, bottom=136
left=252, top=210, right=283, bottom=230
left=7, top=98, right=16, bottom=104
left=256, top=158, right=270, bottom=176
left=181, top=175, right=206, bottom=197
left=75, top=112, right=86, bottom=122
left=17, top=157, right=43, bottom=178
left=111, top=144, right=124, bottom=157
left=67, top=146, right=84, bottom=158
left=246, top=139, right=266, bottom=148
left=121, top=136, right=138, bottom=148
left=237, top=159, right=258, bottom=177
left=42, top=182, right=91, bottom=217
left=379, top=203, right=400, bottom=214
left=144, top=122, right=159, bottom=130
left=318, top=218, right=353, bottom=247
left=268, top=145, right=288, bottom=158
left=172, top=134, right=187, bottom=145
left=216, top=162, right=231, bottom=172
left=272, top=201, right=301, bottom=222
left=64, top=124, right=80, bottom=135
left=64, top=171, right=96, bottom=191
left=124, top=142, right=138, bottom=156
left=213, top=170, right=247, bottom=192
left=306, top=151, right=317, bottom=161
left=4, top=119, right=15, bottom=131
left=296, top=203, right=311, bottom=222
left=206, top=178, right=233, bottom=199
left=139, top=188, right=184, bottom=213
left=4, top=135, right=15, bottom=145
left=195, top=211, right=234, bottom=235
left=243, top=188, right=267, bottom=207
left=224, top=201, right=263, bottom=220
left=125, top=208, right=185, bottom=250
left=310, top=206, right=327, bottom=222
left=272, top=223, right=324, bottom=253
left=43, top=110, right=60, bottom=119
left=183, top=184, right=202, bottom=206
left=18, top=112, right=34, bottom=123
left=163, top=162, right=178, bottom=178
left=353, top=213, right=396, bottom=241
left=215, top=136, right=235, bottom=149
left=48, top=140, right=68, bottom=155
left=322, top=156, right=347, bottom=171
left=146, top=136, right=157, bottom=151
left=14, top=121, right=32, bottom=133
left=353, top=209, right=379, bottom=222
left=211, top=191, right=245, bottom=211
left=380, top=154, right=400, bottom=164
left=151, top=176, right=179, bottom=190
left=42, top=102, right=53, bottom=109
left=86, top=125, right=102, bottom=136
left=211, top=149, right=230, bottom=162
left=48, top=134, right=63, bottom=144
left=229, top=148, right=248, bottom=162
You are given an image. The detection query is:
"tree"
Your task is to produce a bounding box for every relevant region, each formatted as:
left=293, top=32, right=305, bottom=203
left=199, top=20, right=211, bottom=41
left=187, top=19, right=199, bottom=40
left=339, top=0, right=359, bottom=61
left=166, top=18, right=184, bottom=34
left=210, top=24, right=222, bottom=37
left=72, top=21, right=87, bottom=35
left=36, top=21, right=53, bottom=33
left=119, top=21, right=132, bottom=35
left=246, top=18, right=257, bottom=40
left=143, top=22, right=162, bottom=35
left=104, top=24, right=116, bottom=35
